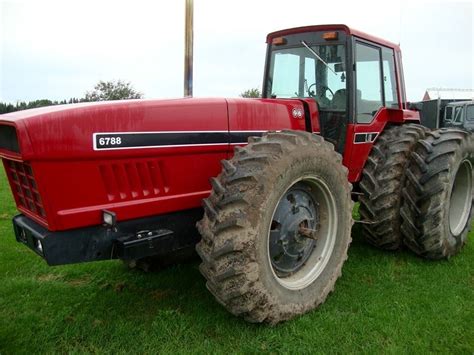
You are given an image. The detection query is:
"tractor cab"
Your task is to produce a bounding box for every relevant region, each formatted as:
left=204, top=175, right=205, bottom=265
left=263, top=25, right=407, bottom=154
left=443, top=101, right=474, bottom=132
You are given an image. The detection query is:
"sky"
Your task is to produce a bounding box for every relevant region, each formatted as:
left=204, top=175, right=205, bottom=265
left=0, top=0, right=472, bottom=103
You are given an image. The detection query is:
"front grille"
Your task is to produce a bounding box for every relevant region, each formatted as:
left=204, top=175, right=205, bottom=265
left=4, top=160, right=46, bottom=220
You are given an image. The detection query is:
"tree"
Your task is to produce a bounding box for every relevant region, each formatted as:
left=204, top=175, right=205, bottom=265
left=240, top=88, right=261, bottom=98
left=84, top=80, right=143, bottom=102
left=0, top=102, right=16, bottom=114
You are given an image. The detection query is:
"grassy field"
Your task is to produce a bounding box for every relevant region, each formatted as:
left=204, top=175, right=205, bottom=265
left=0, top=167, right=473, bottom=354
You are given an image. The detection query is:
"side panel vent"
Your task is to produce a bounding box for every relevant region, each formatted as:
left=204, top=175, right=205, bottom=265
left=99, top=160, right=169, bottom=202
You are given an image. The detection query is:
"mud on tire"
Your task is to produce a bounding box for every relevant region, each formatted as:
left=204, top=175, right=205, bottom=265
left=400, top=129, right=474, bottom=259
left=359, top=124, right=429, bottom=250
left=196, top=130, right=353, bottom=324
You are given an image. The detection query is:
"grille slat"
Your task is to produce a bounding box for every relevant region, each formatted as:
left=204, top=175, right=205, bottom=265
left=136, top=162, right=153, bottom=197
left=4, top=159, right=46, bottom=220
left=99, top=165, right=118, bottom=201
left=125, top=163, right=141, bottom=199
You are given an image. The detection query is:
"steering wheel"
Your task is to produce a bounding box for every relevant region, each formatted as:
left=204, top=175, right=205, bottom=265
left=307, top=83, right=334, bottom=99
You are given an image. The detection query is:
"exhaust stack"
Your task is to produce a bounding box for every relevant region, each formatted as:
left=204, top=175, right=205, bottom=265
left=184, top=0, right=193, bottom=97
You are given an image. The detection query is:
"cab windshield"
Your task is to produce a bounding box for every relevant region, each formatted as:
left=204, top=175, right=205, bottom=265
left=266, top=44, right=347, bottom=111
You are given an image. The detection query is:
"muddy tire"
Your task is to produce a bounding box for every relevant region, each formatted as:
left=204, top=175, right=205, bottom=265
left=400, top=129, right=474, bottom=259
left=359, top=124, right=429, bottom=250
left=196, top=130, right=353, bottom=324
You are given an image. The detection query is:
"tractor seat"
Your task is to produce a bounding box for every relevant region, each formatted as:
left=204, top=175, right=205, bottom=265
left=331, top=89, right=346, bottom=109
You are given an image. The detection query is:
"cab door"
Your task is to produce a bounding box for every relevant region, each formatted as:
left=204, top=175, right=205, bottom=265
left=343, top=39, right=402, bottom=182
left=464, top=104, right=474, bottom=132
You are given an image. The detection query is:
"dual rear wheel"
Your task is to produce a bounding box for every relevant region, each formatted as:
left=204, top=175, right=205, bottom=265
left=360, top=126, right=473, bottom=259
left=401, top=129, right=473, bottom=258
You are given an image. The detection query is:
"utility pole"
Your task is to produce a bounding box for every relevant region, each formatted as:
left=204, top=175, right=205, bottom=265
left=184, top=0, right=193, bottom=97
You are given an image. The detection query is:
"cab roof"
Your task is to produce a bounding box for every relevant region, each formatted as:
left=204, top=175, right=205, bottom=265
left=266, top=24, right=400, bottom=50
left=446, top=100, right=474, bottom=106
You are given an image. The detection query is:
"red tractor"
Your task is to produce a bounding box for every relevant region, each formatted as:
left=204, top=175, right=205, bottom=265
left=0, top=24, right=472, bottom=324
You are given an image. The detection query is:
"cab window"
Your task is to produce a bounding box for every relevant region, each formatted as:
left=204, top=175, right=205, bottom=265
left=271, top=52, right=300, bottom=97
left=355, top=42, right=383, bottom=123
left=445, top=106, right=453, bottom=121
left=467, top=105, right=474, bottom=121
left=268, top=44, right=347, bottom=107
left=382, top=47, right=399, bottom=108
left=454, top=106, right=464, bottom=124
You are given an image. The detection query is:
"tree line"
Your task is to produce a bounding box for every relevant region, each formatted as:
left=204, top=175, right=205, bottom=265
left=0, top=80, right=143, bottom=114
left=0, top=98, right=82, bottom=114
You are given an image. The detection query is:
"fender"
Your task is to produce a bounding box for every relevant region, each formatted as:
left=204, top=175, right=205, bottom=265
left=343, top=107, right=420, bottom=182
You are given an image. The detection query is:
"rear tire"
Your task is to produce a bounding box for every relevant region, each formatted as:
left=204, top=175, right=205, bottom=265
left=359, top=124, right=429, bottom=250
left=401, top=129, right=474, bottom=259
left=196, top=131, right=353, bottom=324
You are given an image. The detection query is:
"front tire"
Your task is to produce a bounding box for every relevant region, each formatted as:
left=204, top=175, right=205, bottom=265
left=400, top=129, right=474, bottom=259
left=196, top=131, right=353, bottom=324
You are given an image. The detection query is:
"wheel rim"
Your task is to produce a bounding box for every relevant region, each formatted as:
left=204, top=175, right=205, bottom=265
left=449, top=159, right=473, bottom=236
left=267, top=176, right=337, bottom=290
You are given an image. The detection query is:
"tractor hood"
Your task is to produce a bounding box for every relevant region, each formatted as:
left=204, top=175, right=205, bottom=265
left=0, top=97, right=311, bottom=161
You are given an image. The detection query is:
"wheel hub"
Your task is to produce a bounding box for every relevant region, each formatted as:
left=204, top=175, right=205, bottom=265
left=449, top=159, right=473, bottom=236
left=269, top=185, right=319, bottom=275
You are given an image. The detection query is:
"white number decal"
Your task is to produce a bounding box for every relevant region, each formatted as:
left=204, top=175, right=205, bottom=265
left=98, top=136, right=122, bottom=146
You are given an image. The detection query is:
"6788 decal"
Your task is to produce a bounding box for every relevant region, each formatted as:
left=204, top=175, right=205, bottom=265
left=98, top=137, right=122, bottom=146
left=94, top=134, right=124, bottom=149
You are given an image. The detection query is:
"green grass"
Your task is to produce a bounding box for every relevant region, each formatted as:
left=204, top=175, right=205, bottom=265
left=0, top=168, right=473, bottom=354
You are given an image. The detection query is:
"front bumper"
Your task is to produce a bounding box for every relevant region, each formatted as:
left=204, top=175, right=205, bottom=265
left=12, top=209, right=202, bottom=266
